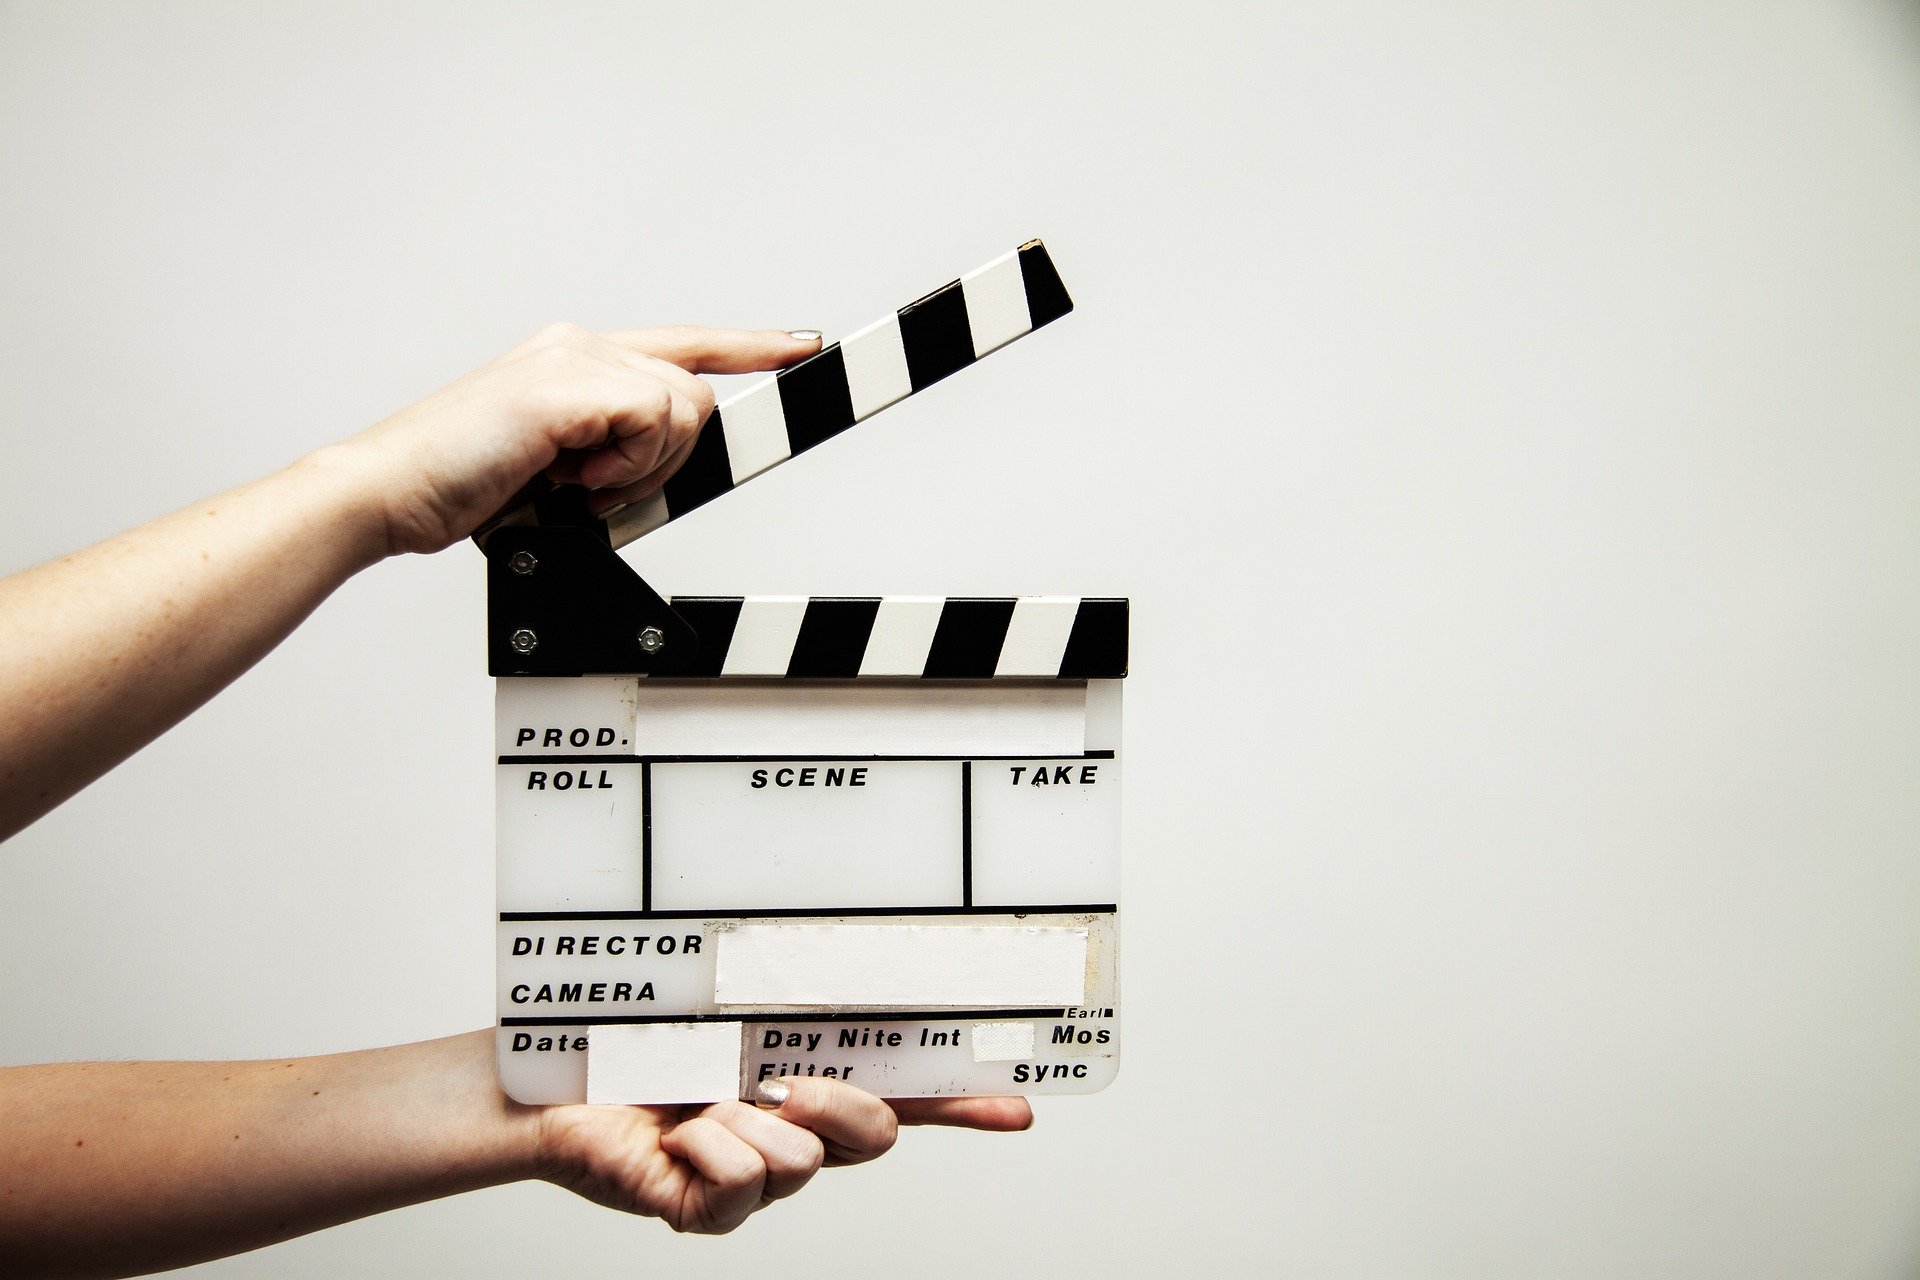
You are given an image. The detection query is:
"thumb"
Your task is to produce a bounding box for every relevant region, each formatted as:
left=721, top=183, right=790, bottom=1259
left=607, top=324, right=822, bottom=374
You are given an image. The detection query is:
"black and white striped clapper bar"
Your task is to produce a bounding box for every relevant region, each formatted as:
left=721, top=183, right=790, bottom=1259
left=485, top=242, right=1126, bottom=1105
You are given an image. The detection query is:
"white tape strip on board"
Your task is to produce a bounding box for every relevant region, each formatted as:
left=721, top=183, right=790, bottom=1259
left=587, top=1022, right=744, bottom=1105
left=715, top=925, right=1089, bottom=1007
left=971, top=1022, right=1038, bottom=1062
left=629, top=682, right=1086, bottom=757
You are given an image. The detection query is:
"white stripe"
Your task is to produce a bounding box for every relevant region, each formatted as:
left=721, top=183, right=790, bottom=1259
left=857, top=595, right=946, bottom=676
left=606, top=490, right=669, bottom=548
left=587, top=1023, right=741, bottom=1104
left=840, top=313, right=913, bottom=421
left=715, top=925, right=1088, bottom=1006
left=720, top=596, right=810, bottom=677
left=994, top=596, right=1081, bottom=677
left=960, top=249, right=1033, bottom=358
left=718, top=377, right=791, bottom=485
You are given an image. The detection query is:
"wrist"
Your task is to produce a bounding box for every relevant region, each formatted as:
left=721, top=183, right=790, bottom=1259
left=443, top=1030, right=550, bottom=1187
left=287, top=442, right=405, bottom=568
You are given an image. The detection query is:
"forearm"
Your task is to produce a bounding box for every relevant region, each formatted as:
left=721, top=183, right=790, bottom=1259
left=0, top=447, right=390, bottom=840
left=0, top=324, right=821, bottom=844
left=0, top=1030, right=539, bottom=1279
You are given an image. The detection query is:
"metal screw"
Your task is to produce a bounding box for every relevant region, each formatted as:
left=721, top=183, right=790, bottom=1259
left=637, top=626, right=666, bottom=654
left=508, top=550, right=538, bottom=576
left=509, top=628, right=539, bottom=655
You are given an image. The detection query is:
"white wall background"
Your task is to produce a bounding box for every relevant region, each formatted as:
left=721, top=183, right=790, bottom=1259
left=3, top=2, right=1919, bottom=1275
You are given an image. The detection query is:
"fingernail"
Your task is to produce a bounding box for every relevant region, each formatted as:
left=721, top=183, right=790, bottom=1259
left=755, top=1078, right=791, bottom=1107
left=787, top=329, right=822, bottom=343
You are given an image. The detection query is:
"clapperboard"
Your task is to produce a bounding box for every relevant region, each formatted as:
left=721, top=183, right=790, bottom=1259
left=483, top=242, right=1127, bottom=1104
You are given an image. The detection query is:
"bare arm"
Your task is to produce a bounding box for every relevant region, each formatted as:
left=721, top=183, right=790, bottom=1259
left=0, top=1033, right=530, bottom=1278
left=0, top=323, right=822, bottom=842
left=0, top=453, right=388, bottom=839
left=0, top=1031, right=1030, bottom=1279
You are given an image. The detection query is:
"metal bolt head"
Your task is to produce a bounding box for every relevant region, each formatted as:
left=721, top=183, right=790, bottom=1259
left=507, top=550, right=538, bottom=576
left=509, top=628, right=539, bottom=655
left=637, top=626, right=667, bottom=655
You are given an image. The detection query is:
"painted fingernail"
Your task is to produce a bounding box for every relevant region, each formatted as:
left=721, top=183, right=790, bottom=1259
left=756, top=1078, right=792, bottom=1107
left=787, top=329, right=822, bottom=342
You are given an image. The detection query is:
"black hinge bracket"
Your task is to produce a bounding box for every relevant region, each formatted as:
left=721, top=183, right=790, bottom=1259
left=485, top=521, right=701, bottom=677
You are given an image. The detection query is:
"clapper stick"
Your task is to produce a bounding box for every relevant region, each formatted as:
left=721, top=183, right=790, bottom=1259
left=475, top=239, right=1072, bottom=549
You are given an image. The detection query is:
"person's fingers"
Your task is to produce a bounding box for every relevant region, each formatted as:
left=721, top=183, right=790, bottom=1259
left=553, top=431, right=690, bottom=510
left=507, top=317, right=815, bottom=378
left=657, top=1115, right=767, bottom=1234
left=516, top=361, right=663, bottom=449
left=573, top=330, right=718, bottom=424
left=700, top=1101, right=826, bottom=1201
left=544, top=449, right=589, bottom=487
left=538, top=358, right=703, bottom=492
left=889, top=1095, right=1035, bottom=1132
left=755, top=1077, right=898, bottom=1166
left=502, top=322, right=812, bottom=500
left=583, top=429, right=700, bottom=515
left=575, top=406, right=688, bottom=490
left=607, top=324, right=823, bottom=374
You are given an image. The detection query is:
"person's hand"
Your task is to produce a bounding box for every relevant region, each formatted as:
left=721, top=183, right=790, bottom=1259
left=534, top=1078, right=1033, bottom=1234
left=327, top=323, right=822, bottom=557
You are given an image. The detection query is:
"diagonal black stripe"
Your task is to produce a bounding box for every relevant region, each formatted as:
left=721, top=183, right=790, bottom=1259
left=665, top=597, right=744, bottom=677
left=776, top=344, right=857, bottom=452
left=660, top=407, right=735, bottom=519
left=786, top=597, right=881, bottom=678
left=1057, top=598, right=1129, bottom=678
left=1018, top=240, right=1074, bottom=328
left=921, top=598, right=1016, bottom=678
left=898, top=280, right=977, bottom=391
